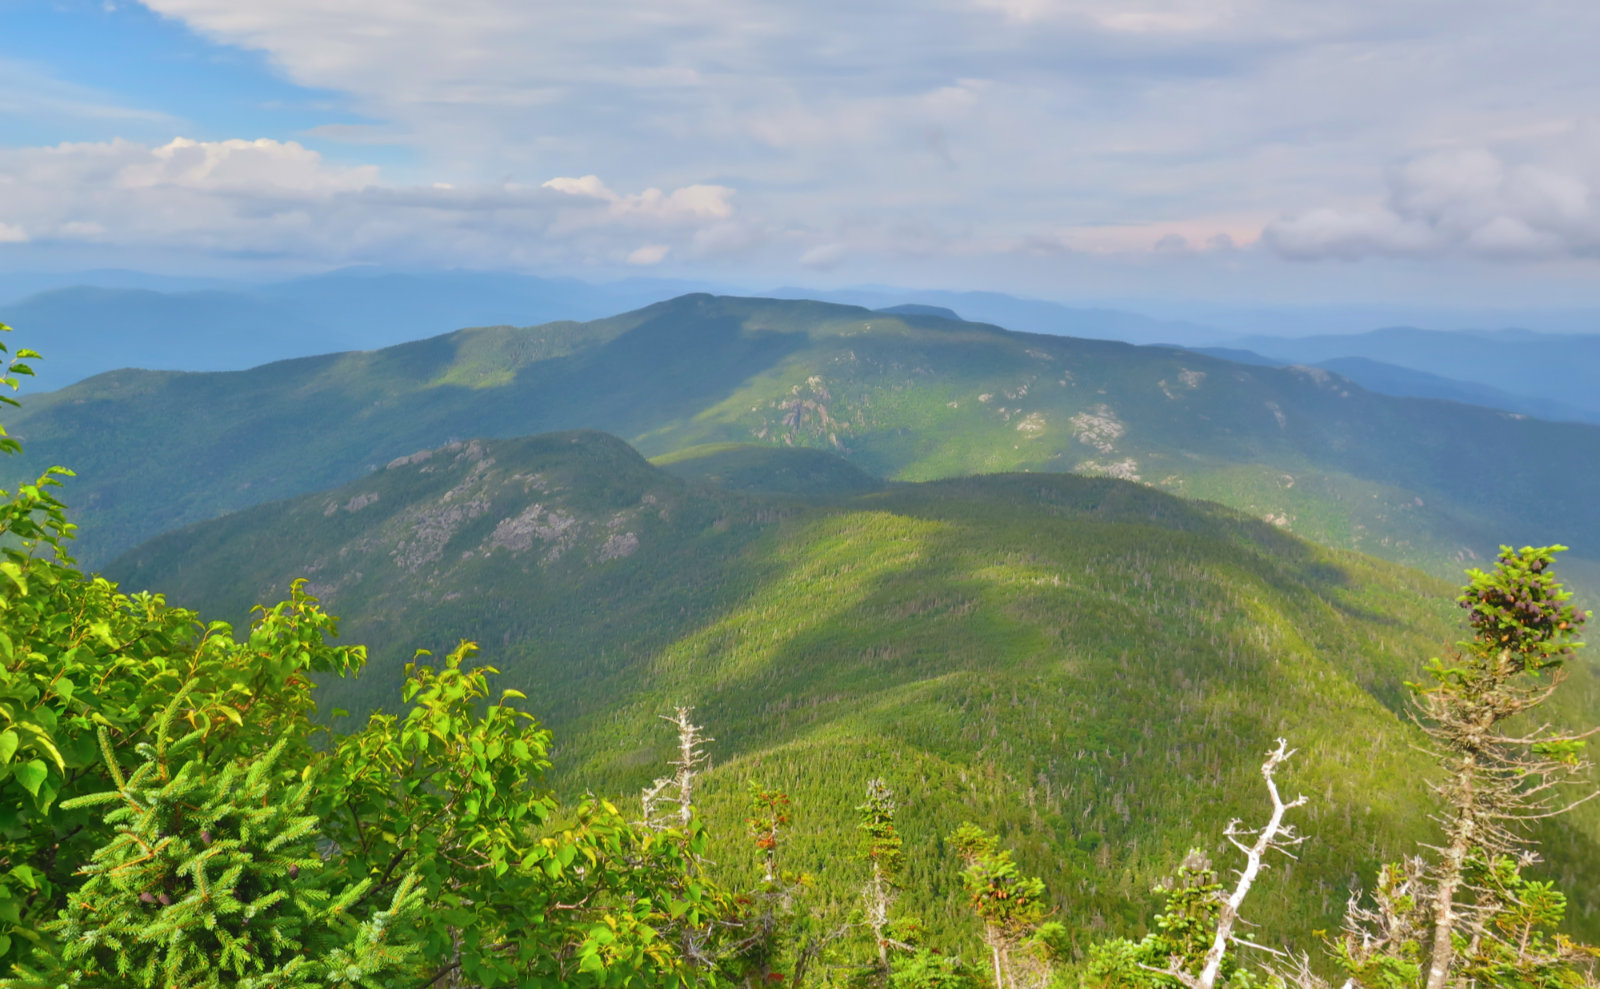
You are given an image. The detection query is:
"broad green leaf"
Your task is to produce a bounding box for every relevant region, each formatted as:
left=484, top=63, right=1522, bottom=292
left=14, top=716, right=63, bottom=771
left=13, top=759, right=46, bottom=797
left=15, top=723, right=63, bottom=772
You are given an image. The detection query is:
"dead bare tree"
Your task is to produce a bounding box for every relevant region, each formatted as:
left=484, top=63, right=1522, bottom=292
left=1271, top=858, right=1432, bottom=989
left=857, top=778, right=902, bottom=975
left=1143, top=738, right=1307, bottom=989
left=641, top=706, right=711, bottom=835
left=1202, top=739, right=1308, bottom=989
left=635, top=707, right=720, bottom=974
left=1338, top=858, right=1431, bottom=985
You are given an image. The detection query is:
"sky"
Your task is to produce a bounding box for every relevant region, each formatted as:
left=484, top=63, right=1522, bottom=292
left=4, top=0, right=1600, bottom=306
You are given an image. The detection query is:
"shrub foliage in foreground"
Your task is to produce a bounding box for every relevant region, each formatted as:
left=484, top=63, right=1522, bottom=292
left=0, top=323, right=1595, bottom=989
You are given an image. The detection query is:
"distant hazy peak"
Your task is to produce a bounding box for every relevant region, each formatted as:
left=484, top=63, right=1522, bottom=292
left=874, top=303, right=963, bottom=321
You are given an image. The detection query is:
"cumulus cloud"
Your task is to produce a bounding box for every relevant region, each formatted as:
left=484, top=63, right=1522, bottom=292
left=542, top=175, right=734, bottom=224
left=626, top=244, right=670, bottom=265
left=117, top=137, right=379, bottom=195
left=1264, top=145, right=1600, bottom=261
left=0, top=138, right=743, bottom=267
left=1264, top=207, right=1438, bottom=261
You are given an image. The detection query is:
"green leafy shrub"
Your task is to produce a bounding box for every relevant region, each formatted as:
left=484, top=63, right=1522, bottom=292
left=0, top=325, right=721, bottom=987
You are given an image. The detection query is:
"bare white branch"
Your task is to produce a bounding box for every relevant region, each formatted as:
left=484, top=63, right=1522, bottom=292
left=1195, top=738, right=1307, bottom=989
left=640, top=707, right=712, bottom=834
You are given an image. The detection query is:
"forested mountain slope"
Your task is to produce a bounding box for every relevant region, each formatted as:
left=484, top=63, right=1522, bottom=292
left=106, top=432, right=1600, bottom=944
left=14, top=294, right=1600, bottom=587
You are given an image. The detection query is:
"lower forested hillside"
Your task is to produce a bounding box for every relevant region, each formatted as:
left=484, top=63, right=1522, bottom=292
left=106, top=434, right=1600, bottom=947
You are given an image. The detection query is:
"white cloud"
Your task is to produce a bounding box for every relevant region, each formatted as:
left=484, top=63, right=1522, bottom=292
left=118, top=137, right=379, bottom=195
left=972, top=0, right=1246, bottom=32
left=0, top=222, right=28, bottom=244
left=1264, top=145, right=1600, bottom=261
left=0, top=139, right=743, bottom=267
left=799, top=243, right=846, bottom=269
left=543, top=175, right=734, bottom=223
left=542, top=175, right=613, bottom=201
left=1264, top=208, right=1437, bottom=261
left=627, top=244, right=670, bottom=265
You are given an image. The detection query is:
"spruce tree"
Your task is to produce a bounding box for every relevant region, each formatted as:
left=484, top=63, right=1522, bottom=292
left=1415, top=546, right=1594, bottom=989
left=949, top=824, right=1054, bottom=989
left=2, top=692, right=421, bottom=989
left=1330, top=545, right=1598, bottom=989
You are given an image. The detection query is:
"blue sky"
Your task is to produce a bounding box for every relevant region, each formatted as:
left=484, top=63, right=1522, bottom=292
left=4, top=0, right=1600, bottom=305
left=5, top=4, right=374, bottom=154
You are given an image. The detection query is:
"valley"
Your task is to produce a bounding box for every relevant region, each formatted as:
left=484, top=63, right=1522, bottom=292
left=103, top=430, right=1600, bottom=943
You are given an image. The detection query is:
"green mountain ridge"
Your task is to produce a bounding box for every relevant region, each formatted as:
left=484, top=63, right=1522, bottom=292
left=105, top=430, right=1600, bottom=946
left=13, top=295, right=1600, bottom=592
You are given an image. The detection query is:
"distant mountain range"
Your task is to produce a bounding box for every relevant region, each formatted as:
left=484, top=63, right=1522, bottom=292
left=771, top=285, right=1224, bottom=345
left=4, top=271, right=1238, bottom=393
left=1179, top=346, right=1600, bottom=425
left=1222, top=326, right=1600, bottom=420
left=10, top=294, right=1600, bottom=594
left=8, top=271, right=1598, bottom=434
left=2, top=270, right=714, bottom=392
